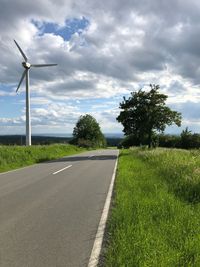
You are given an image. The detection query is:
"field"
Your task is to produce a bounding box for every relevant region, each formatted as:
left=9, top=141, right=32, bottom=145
left=0, top=144, right=85, bottom=173
left=103, top=148, right=200, bottom=266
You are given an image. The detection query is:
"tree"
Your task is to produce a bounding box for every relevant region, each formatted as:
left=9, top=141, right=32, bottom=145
left=72, top=114, right=106, bottom=148
left=117, top=84, right=182, bottom=148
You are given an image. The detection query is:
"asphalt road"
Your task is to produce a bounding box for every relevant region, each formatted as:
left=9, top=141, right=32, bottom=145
left=0, top=149, right=118, bottom=267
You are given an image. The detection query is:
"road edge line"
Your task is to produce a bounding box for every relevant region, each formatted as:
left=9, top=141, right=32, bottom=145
left=87, top=150, right=119, bottom=267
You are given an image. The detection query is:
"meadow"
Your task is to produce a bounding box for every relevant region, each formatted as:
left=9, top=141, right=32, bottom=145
left=0, top=144, right=85, bottom=173
left=103, top=148, right=200, bottom=266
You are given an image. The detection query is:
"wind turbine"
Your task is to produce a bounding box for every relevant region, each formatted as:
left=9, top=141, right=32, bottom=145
left=14, top=40, right=57, bottom=146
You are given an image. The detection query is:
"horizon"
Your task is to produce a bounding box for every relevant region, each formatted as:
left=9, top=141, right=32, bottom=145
left=0, top=130, right=197, bottom=138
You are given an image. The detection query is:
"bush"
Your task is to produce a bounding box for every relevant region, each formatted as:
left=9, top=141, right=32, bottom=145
left=158, top=134, right=181, bottom=148
left=118, top=134, right=140, bottom=148
left=181, top=128, right=200, bottom=149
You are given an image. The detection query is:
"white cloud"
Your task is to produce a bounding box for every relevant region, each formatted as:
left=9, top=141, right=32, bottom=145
left=1, top=0, right=200, bottom=134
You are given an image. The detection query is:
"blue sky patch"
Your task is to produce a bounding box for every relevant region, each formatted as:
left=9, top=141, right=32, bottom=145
left=32, top=17, right=90, bottom=41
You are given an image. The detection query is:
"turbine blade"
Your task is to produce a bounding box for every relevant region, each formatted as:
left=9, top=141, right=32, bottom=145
left=31, top=64, right=57, bottom=67
left=14, top=40, right=28, bottom=62
left=16, top=70, right=27, bottom=92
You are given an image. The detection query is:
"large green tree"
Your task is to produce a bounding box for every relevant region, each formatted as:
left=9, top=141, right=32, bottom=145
left=117, top=84, right=182, bottom=148
left=72, top=114, right=106, bottom=148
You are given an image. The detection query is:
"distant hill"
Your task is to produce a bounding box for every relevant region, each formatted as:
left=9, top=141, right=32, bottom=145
left=104, top=133, right=124, bottom=138
left=0, top=134, right=123, bottom=146
left=0, top=135, right=70, bottom=146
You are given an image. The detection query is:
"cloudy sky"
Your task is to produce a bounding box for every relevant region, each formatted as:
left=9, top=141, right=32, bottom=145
left=0, top=0, right=200, bottom=136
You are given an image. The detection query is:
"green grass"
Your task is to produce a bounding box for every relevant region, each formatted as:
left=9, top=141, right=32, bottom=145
left=0, top=144, right=86, bottom=173
left=104, top=148, right=200, bottom=266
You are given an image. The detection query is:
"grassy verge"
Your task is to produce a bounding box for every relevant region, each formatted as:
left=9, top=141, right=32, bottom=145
left=103, top=148, right=200, bottom=266
left=0, top=144, right=86, bottom=173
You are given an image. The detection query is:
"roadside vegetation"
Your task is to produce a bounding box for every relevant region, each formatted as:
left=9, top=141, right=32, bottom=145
left=0, top=144, right=85, bottom=173
left=103, top=148, right=200, bottom=266
left=119, top=128, right=200, bottom=149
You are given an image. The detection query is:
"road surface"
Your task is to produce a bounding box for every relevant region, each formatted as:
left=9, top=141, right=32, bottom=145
left=0, top=149, right=118, bottom=267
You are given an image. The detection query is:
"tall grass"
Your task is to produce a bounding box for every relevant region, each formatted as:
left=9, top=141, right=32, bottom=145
left=0, top=144, right=85, bottom=173
left=103, top=148, right=200, bottom=266
left=136, top=148, right=200, bottom=204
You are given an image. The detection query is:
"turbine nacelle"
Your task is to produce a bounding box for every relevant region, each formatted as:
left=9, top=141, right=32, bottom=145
left=22, top=62, right=31, bottom=69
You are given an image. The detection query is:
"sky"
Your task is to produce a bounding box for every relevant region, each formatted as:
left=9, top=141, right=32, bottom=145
left=0, top=0, right=200, bottom=136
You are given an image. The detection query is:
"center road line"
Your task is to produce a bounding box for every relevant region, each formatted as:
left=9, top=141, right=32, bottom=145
left=52, top=153, right=95, bottom=175
left=52, top=165, right=72, bottom=175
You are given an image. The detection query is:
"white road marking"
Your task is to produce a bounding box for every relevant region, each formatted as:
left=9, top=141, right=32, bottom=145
left=88, top=155, right=94, bottom=158
left=87, top=151, right=119, bottom=267
left=52, top=165, right=72, bottom=175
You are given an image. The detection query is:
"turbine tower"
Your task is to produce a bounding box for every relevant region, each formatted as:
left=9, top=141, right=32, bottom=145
left=14, top=40, right=57, bottom=146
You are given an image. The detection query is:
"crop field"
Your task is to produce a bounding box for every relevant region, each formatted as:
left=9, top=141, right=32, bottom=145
left=0, top=144, right=85, bottom=173
left=103, top=148, right=200, bottom=266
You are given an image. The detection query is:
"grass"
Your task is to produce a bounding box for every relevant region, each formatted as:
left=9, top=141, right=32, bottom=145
left=0, top=144, right=86, bottom=173
left=103, top=148, right=200, bottom=266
